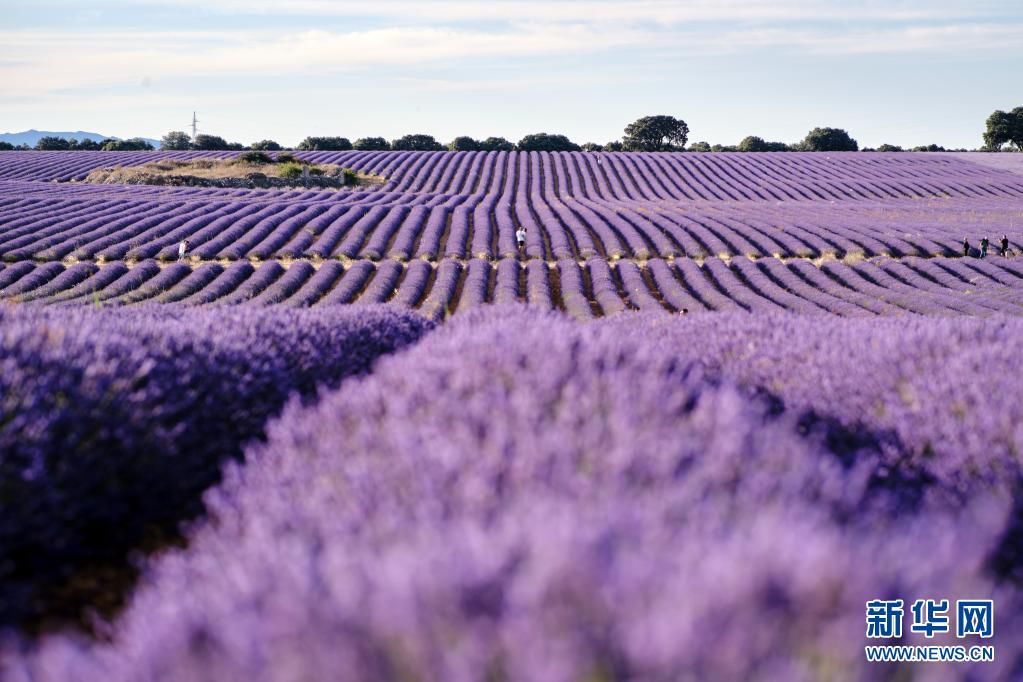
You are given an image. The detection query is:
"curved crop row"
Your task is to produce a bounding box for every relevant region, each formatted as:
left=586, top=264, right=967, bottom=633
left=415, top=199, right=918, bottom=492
left=3, top=151, right=1023, bottom=206
left=6, top=255, right=1023, bottom=318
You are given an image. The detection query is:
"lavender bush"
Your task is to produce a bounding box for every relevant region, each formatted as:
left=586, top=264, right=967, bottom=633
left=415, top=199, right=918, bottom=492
left=608, top=311, right=1023, bottom=489
left=0, top=304, right=431, bottom=629
left=10, top=308, right=1022, bottom=681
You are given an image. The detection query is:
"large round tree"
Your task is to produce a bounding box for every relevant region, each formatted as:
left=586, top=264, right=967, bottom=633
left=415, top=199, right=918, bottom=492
left=622, top=115, right=689, bottom=151
left=800, top=127, right=858, bottom=152
left=353, top=137, right=390, bottom=151
left=516, top=133, right=580, bottom=152
left=297, top=136, right=352, bottom=151
left=984, top=107, right=1023, bottom=151
left=448, top=136, right=480, bottom=151
left=191, top=134, right=231, bottom=151
left=250, top=140, right=282, bottom=151
left=160, top=131, right=192, bottom=151
left=392, top=134, right=445, bottom=151
left=479, top=137, right=515, bottom=151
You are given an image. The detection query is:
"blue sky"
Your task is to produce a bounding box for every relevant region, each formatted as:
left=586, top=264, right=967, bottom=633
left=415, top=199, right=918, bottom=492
left=2, top=1, right=1021, bottom=148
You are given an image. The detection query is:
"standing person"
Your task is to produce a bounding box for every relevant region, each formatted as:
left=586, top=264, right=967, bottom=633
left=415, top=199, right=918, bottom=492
left=980, top=237, right=989, bottom=258
left=962, top=237, right=971, bottom=257
left=1001, top=234, right=1010, bottom=257
left=178, top=239, right=190, bottom=261
left=516, top=226, right=527, bottom=257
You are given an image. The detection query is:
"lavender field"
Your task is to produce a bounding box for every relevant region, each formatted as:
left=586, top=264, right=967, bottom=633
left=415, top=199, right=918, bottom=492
left=3, top=151, right=1023, bottom=681
left=2, top=151, right=1023, bottom=317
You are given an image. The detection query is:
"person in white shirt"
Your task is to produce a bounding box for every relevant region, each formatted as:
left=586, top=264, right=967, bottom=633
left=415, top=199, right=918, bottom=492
left=178, top=239, right=190, bottom=261
left=515, top=227, right=527, bottom=256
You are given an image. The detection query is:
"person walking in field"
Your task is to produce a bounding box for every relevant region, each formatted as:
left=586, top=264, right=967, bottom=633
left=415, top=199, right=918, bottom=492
left=178, top=239, right=190, bottom=261
left=963, top=237, right=971, bottom=257
left=1001, top=234, right=1010, bottom=257
left=980, top=237, right=989, bottom=258
left=516, top=226, right=527, bottom=257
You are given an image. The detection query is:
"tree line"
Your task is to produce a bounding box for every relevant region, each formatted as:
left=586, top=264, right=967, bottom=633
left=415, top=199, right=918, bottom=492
left=3, top=109, right=1020, bottom=152
left=0, top=136, right=156, bottom=151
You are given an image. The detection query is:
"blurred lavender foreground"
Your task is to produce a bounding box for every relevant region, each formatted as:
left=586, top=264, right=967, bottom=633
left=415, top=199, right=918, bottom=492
left=0, top=305, right=432, bottom=631
left=8, top=308, right=1023, bottom=681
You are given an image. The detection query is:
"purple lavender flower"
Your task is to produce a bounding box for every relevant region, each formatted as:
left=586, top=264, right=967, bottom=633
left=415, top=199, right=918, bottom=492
left=9, top=308, right=1021, bottom=681
left=0, top=304, right=431, bottom=629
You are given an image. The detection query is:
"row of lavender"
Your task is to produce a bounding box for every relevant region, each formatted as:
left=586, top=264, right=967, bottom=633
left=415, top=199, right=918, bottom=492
left=2, top=150, right=1023, bottom=202
left=3, top=254, right=1023, bottom=318
left=6, top=308, right=1023, bottom=680
left=0, top=305, right=432, bottom=632
left=3, top=185, right=1022, bottom=262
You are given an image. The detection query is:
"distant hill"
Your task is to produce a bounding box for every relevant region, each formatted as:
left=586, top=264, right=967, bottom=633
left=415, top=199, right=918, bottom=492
left=0, top=129, right=162, bottom=149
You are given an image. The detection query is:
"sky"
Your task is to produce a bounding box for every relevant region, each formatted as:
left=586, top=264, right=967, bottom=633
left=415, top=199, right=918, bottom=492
left=2, top=0, right=1022, bottom=149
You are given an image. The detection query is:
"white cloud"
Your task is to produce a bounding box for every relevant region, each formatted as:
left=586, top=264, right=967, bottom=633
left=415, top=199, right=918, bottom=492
left=0, top=24, right=656, bottom=97
left=119, top=0, right=1003, bottom=24
left=729, top=23, right=1023, bottom=54
left=1, top=1, right=1020, bottom=99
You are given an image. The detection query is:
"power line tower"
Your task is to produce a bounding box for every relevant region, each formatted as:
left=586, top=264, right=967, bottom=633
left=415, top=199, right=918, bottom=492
left=190, top=112, right=200, bottom=140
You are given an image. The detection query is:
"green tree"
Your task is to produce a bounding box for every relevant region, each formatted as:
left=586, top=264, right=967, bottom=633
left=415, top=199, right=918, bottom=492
left=479, top=137, right=514, bottom=151
left=622, top=115, right=689, bottom=151
left=911, top=144, right=945, bottom=152
left=297, top=136, right=352, bottom=151
left=876, top=144, right=904, bottom=152
left=250, top=140, right=282, bottom=151
left=687, top=141, right=711, bottom=152
left=448, top=136, right=480, bottom=151
left=604, top=141, right=624, bottom=152
left=391, top=134, right=444, bottom=151
left=737, top=137, right=790, bottom=152
left=35, top=136, right=71, bottom=150
left=69, top=138, right=102, bottom=151
left=191, top=134, right=231, bottom=150
left=581, top=142, right=604, bottom=152
left=102, top=138, right=154, bottom=151
left=516, top=133, right=580, bottom=152
left=800, top=127, right=858, bottom=152
left=161, top=131, right=192, bottom=150
left=0, top=142, right=13, bottom=151
left=740, top=137, right=788, bottom=152
left=353, top=137, right=390, bottom=150
left=737, top=136, right=765, bottom=152
left=983, top=107, right=1023, bottom=151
